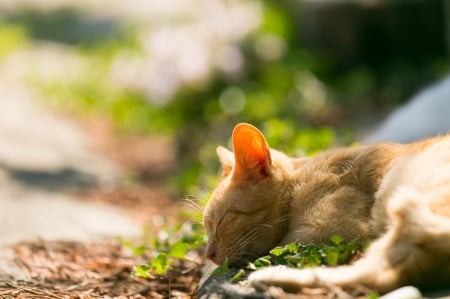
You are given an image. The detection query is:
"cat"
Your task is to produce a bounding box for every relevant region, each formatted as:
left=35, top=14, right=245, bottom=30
left=203, top=122, right=450, bottom=293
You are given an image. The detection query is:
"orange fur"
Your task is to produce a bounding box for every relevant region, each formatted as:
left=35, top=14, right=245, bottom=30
left=203, top=123, right=450, bottom=292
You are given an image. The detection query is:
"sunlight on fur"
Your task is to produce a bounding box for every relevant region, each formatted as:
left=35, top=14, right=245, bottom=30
left=203, top=123, right=450, bottom=293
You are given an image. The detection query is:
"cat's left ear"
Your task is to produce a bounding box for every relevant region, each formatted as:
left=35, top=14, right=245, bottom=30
left=216, top=146, right=234, bottom=177
left=232, top=123, right=272, bottom=181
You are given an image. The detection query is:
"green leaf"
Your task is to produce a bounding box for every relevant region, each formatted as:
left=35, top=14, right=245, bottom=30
left=286, top=242, right=299, bottom=252
left=132, top=245, right=147, bottom=256
left=212, top=259, right=229, bottom=276
left=169, top=241, right=189, bottom=259
left=247, top=262, right=257, bottom=270
left=231, top=269, right=246, bottom=283
left=330, top=235, right=344, bottom=245
left=182, top=230, right=207, bottom=248
left=366, top=291, right=379, bottom=299
left=120, top=238, right=133, bottom=249
left=270, top=246, right=287, bottom=256
left=325, top=250, right=339, bottom=266
left=253, top=255, right=272, bottom=268
left=284, top=253, right=304, bottom=266
left=133, top=264, right=152, bottom=278
left=150, top=253, right=172, bottom=275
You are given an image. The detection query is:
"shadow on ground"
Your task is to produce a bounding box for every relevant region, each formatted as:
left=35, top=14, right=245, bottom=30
left=1, top=164, right=98, bottom=193
left=0, top=7, right=125, bottom=45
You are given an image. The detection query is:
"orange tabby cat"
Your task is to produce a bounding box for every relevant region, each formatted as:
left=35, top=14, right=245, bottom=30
left=203, top=123, right=450, bottom=293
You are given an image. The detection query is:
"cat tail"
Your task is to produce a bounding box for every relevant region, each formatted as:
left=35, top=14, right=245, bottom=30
left=388, top=186, right=450, bottom=253
left=358, top=186, right=450, bottom=290
left=250, top=186, right=450, bottom=293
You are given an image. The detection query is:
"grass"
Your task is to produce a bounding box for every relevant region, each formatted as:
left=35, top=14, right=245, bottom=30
left=125, top=219, right=207, bottom=277
left=209, top=235, right=364, bottom=284
left=251, top=235, right=362, bottom=270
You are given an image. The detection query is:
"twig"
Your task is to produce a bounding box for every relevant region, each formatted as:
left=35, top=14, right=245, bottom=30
left=127, top=286, right=151, bottom=296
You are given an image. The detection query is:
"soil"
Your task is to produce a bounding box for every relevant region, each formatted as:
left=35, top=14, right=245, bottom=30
left=0, top=115, right=203, bottom=298
left=3, top=240, right=202, bottom=298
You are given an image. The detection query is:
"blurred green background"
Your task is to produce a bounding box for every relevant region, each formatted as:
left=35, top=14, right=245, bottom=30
left=0, top=0, right=448, bottom=198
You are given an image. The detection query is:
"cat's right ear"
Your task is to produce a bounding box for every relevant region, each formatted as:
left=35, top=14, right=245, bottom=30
left=231, top=123, right=272, bottom=181
left=216, top=146, right=234, bottom=177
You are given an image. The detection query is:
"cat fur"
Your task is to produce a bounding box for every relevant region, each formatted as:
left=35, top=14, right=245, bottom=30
left=203, top=123, right=450, bottom=293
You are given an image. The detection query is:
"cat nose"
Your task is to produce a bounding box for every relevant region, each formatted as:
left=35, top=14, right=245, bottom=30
left=206, top=243, right=222, bottom=264
left=206, top=247, right=216, bottom=261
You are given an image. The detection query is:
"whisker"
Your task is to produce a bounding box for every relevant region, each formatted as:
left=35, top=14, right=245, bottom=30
left=182, top=197, right=204, bottom=213
left=227, top=227, right=270, bottom=257
left=222, top=214, right=291, bottom=263
left=183, top=219, right=205, bottom=226
left=228, top=229, right=260, bottom=252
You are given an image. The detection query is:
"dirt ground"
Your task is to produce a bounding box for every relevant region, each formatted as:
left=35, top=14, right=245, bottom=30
left=0, top=115, right=204, bottom=299
left=2, top=239, right=202, bottom=298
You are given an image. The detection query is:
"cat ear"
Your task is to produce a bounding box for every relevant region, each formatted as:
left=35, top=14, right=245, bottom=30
left=216, top=146, right=234, bottom=177
left=232, top=123, right=272, bottom=180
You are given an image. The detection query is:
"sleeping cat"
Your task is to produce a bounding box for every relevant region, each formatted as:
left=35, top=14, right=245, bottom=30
left=203, top=123, right=450, bottom=293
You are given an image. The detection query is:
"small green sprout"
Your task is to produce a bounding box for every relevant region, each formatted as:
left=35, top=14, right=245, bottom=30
left=127, top=221, right=207, bottom=278
left=231, top=269, right=246, bottom=283
left=211, top=236, right=364, bottom=284
left=245, top=236, right=363, bottom=273
left=132, top=264, right=152, bottom=278
left=212, top=259, right=229, bottom=276
left=150, top=253, right=172, bottom=275
left=366, top=291, right=379, bottom=299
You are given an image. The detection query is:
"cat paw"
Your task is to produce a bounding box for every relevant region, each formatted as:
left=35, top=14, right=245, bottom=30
left=248, top=267, right=318, bottom=292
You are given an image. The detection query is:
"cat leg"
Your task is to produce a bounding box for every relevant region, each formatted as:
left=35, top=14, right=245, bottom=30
left=249, top=234, right=400, bottom=293
left=249, top=186, right=450, bottom=293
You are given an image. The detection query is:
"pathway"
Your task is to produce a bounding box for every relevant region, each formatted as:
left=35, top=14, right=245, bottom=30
left=0, top=74, right=141, bottom=281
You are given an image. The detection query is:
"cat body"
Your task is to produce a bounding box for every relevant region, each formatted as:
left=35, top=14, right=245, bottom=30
left=203, top=123, right=450, bottom=292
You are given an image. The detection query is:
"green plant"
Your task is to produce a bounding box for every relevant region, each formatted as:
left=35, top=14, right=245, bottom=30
left=126, top=221, right=207, bottom=277
left=366, top=291, right=379, bottom=299
left=0, top=22, right=29, bottom=61
left=267, top=235, right=362, bottom=268
left=217, top=236, right=365, bottom=283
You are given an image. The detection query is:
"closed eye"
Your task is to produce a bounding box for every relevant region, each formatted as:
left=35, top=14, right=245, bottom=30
left=228, top=206, right=266, bottom=215
left=216, top=206, right=267, bottom=235
left=215, top=213, right=227, bottom=236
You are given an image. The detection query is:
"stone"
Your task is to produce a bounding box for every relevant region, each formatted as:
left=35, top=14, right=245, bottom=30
left=197, top=261, right=270, bottom=299
left=379, top=286, right=422, bottom=299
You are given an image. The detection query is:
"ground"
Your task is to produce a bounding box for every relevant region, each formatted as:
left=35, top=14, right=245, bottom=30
left=0, top=113, right=203, bottom=298
left=4, top=240, right=201, bottom=298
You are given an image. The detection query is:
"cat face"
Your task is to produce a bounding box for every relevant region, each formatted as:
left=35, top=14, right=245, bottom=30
left=203, top=123, right=292, bottom=265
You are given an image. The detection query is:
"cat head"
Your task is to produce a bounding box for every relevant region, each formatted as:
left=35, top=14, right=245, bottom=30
left=203, top=123, right=294, bottom=266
